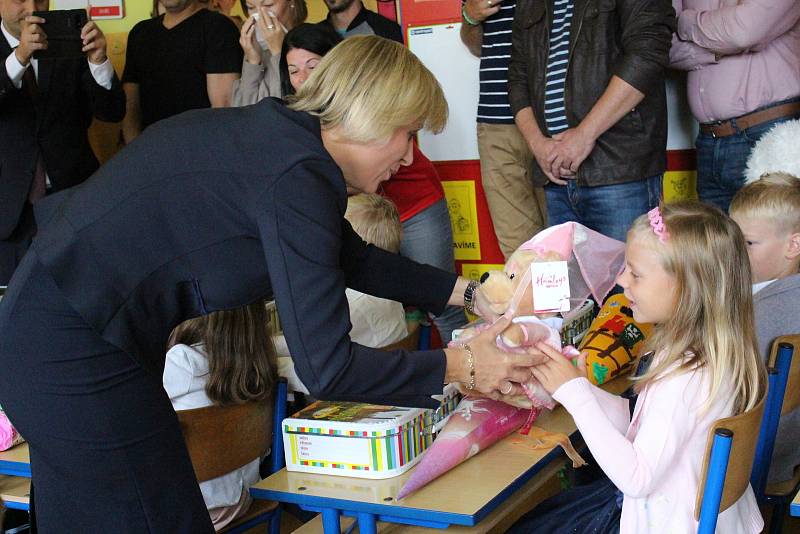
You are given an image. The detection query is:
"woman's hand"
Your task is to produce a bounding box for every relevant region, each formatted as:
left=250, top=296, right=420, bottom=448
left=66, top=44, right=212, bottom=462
left=529, top=342, right=588, bottom=395
left=240, top=15, right=261, bottom=65
left=257, top=6, right=286, bottom=57
left=445, top=317, right=546, bottom=397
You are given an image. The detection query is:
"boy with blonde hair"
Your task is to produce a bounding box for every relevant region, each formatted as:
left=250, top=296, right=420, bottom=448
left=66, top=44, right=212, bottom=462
left=730, top=170, right=800, bottom=486
left=343, top=194, right=408, bottom=347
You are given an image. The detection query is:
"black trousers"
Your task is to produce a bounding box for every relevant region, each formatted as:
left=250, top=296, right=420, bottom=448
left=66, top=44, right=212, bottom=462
left=0, top=252, right=214, bottom=533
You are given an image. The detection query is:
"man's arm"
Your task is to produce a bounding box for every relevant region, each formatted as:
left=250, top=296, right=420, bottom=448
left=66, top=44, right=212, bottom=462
left=549, top=76, right=644, bottom=175
left=79, top=20, right=125, bottom=122
left=206, top=72, right=239, bottom=108
left=459, top=0, right=501, bottom=57
left=677, top=0, right=800, bottom=56
left=668, top=0, right=716, bottom=71
left=460, top=19, right=483, bottom=57
left=121, top=83, right=142, bottom=144
left=548, top=0, right=674, bottom=176
left=515, top=106, right=560, bottom=183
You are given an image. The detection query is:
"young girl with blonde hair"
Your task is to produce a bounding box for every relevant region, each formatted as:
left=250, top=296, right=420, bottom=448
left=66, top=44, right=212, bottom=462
left=509, top=201, right=766, bottom=533
left=164, top=301, right=278, bottom=530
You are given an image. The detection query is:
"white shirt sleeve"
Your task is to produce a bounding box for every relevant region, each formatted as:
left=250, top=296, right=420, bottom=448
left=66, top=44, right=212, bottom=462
left=163, top=344, right=199, bottom=401
left=87, top=58, right=114, bottom=90
left=5, top=51, right=26, bottom=89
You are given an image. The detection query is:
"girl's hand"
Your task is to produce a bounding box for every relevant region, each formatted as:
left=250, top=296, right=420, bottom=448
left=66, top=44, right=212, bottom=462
left=529, top=342, right=588, bottom=395
left=257, top=7, right=286, bottom=56
left=448, top=317, right=547, bottom=397
left=240, top=15, right=261, bottom=65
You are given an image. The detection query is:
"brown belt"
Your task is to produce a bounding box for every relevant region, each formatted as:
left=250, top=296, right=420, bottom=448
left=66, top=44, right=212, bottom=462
left=699, top=101, right=800, bottom=138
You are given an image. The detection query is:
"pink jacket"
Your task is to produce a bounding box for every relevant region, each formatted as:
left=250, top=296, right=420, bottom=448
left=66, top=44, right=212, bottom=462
left=553, top=358, right=764, bottom=533
left=669, top=0, right=800, bottom=122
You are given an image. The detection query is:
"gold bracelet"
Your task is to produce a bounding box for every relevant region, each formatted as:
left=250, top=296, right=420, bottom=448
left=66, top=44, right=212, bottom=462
left=461, top=343, right=476, bottom=390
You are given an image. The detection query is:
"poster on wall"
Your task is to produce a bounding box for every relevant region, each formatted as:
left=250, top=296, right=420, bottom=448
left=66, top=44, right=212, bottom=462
left=442, top=181, right=481, bottom=261
left=663, top=170, right=698, bottom=202
left=56, top=0, right=124, bottom=19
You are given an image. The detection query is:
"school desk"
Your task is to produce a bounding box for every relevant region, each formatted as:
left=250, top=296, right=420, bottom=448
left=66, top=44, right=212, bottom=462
left=251, top=379, right=631, bottom=534
left=0, top=443, right=30, bottom=477
left=791, top=489, right=800, bottom=517
left=0, top=475, right=30, bottom=511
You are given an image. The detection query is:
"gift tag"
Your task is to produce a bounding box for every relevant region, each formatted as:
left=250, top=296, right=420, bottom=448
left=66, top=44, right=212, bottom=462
left=531, top=261, right=571, bottom=313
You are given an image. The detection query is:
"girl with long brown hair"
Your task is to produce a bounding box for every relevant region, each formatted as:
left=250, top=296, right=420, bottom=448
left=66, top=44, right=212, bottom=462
left=164, top=301, right=277, bottom=530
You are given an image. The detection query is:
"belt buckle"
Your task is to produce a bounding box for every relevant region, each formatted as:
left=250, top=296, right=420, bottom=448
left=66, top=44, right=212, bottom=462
left=710, top=120, right=724, bottom=139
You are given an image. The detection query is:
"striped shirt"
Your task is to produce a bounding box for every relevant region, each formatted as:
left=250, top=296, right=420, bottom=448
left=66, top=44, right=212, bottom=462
left=544, top=0, right=575, bottom=135
left=476, top=2, right=516, bottom=124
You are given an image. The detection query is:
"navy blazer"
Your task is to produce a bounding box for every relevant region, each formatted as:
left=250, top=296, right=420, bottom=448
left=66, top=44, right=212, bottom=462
left=0, top=22, right=126, bottom=239
left=33, top=98, right=456, bottom=408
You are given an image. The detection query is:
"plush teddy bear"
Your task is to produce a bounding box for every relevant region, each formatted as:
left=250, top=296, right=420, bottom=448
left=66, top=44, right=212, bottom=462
left=457, top=247, right=565, bottom=350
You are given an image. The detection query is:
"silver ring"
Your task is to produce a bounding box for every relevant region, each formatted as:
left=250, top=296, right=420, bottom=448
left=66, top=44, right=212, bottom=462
left=500, top=381, right=513, bottom=395
left=267, top=24, right=275, bottom=29
left=487, top=0, right=493, bottom=5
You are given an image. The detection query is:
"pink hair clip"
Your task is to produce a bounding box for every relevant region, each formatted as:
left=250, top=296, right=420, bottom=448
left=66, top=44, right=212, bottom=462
left=647, top=206, right=669, bottom=243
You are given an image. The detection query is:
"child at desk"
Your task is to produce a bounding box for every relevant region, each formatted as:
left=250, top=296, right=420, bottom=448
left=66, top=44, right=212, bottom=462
left=509, top=202, right=766, bottom=533
left=163, top=302, right=278, bottom=531
left=730, top=172, right=800, bottom=486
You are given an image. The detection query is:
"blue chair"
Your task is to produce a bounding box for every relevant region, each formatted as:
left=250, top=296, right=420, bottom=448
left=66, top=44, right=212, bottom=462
left=695, top=395, right=765, bottom=534
left=177, top=378, right=288, bottom=534
left=750, top=336, right=800, bottom=533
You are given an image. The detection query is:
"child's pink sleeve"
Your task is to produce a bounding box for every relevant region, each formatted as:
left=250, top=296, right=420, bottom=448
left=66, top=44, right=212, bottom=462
left=553, top=374, right=702, bottom=498
left=588, top=384, right=631, bottom=434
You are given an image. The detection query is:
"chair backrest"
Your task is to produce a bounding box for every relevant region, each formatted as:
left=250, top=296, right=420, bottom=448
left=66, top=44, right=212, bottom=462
left=750, top=335, right=799, bottom=497
left=767, top=335, right=800, bottom=415
left=380, top=320, right=421, bottom=352
left=177, top=378, right=288, bottom=483
left=695, top=396, right=765, bottom=530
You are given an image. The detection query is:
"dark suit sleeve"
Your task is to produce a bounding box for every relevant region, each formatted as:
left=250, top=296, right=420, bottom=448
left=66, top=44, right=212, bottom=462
left=339, top=218, right=456, bottom=316
left=0, top=51, right=20, bottom=105
left=257, top=159, right=449, bottom=408
left=80, top=64, right=126, bottom=123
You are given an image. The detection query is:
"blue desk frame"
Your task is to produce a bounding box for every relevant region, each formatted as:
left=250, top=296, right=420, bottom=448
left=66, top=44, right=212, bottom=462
left=0, top=458, right=30, bottom=478
left=251, top=436, right=571, bottom=534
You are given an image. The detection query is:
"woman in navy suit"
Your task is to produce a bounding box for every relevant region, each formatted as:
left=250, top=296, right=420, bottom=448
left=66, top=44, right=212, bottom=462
left=0, top=36, right=541, bottom=532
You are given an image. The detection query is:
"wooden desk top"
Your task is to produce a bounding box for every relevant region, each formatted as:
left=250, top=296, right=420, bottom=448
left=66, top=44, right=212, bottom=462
left=254, top=378, right=630, bottom=524
left=0, top=475, right=30, bottom=508
left=0, top=443, right=30, bottom=477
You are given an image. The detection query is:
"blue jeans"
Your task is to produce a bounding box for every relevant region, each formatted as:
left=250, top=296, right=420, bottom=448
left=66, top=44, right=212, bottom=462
left=696, top=106, right=800, bottom=213
left=545, top=175, right=662, bottom=242
left=400, top=199, right=466, bottom=343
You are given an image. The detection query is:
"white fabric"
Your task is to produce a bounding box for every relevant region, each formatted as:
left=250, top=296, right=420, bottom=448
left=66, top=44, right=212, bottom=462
left=2, top=21, right=113, bottom=90
left=553, top=353, right=763, bottom=533
left=752, top=279, right=775, bottom=295
left=272, top=289, right=407, bottom=395
left=345, top=288, right=407, bottom=348
left=163, top=343, right=261, bottom=513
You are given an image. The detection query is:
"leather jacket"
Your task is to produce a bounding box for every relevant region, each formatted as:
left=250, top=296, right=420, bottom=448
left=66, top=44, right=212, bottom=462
left=508, top=0, right=676, bottom=187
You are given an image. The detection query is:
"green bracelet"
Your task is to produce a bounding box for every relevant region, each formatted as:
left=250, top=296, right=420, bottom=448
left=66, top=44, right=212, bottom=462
left=462, top=5, right=479, bottom=26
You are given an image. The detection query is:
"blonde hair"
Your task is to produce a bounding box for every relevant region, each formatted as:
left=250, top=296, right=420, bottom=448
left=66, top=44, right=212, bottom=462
left=630, top=201, right=765, bottom=415
left=345, top=194, right=402, bottom=253
left=729, top=172, right=800, bottom=234
left=168, top=302, right=278, bottom=406
left=287, top=35, right=448, bottom=143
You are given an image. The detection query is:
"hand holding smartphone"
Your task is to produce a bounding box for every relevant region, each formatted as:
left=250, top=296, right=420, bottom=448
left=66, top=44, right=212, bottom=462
left=31, top=9, right=88, bottom=60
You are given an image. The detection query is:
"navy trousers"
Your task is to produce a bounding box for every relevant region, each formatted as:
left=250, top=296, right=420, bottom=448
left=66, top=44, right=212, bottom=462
left=0, top=252, right=213, bottom=533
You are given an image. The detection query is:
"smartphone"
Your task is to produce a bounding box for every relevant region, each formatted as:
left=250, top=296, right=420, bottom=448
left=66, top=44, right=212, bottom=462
left=32, top=9, right=88, bottom=60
